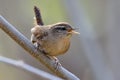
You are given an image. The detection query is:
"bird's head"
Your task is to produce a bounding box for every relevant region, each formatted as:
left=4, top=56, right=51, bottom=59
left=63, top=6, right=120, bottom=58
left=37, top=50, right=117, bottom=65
left=50, top=22, right=80, bottom=38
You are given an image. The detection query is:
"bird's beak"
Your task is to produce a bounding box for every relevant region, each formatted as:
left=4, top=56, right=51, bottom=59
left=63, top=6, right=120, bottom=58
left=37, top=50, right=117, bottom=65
left=71, top=30, right=80, bottom=34
left=68, top=29, right=80, bottom=34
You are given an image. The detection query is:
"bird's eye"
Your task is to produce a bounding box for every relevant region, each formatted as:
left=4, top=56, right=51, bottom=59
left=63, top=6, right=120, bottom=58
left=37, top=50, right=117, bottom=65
left=56, top=27, right=66, bottom=31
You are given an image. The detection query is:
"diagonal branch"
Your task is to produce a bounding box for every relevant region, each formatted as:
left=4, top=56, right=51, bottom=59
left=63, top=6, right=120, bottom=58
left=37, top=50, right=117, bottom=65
left=0, top=15, right=80, bottom=80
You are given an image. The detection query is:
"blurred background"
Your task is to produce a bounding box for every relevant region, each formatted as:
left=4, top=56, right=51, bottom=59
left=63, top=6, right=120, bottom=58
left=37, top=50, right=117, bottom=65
left=0, top=0, right=120, bottom=80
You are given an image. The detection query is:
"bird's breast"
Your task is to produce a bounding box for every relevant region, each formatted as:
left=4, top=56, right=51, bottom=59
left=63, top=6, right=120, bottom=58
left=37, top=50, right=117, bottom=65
left=43, top=38, right=70, bottom=56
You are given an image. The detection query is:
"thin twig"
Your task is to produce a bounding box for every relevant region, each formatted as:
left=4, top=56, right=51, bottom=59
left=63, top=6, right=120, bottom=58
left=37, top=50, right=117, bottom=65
left=0, top=15, right=80, bottom=80
left=0, top=56, right=62, bottom=80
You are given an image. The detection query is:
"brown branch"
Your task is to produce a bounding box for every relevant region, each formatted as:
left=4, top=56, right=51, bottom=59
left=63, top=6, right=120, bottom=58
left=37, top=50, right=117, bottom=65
left=0, top=15, right=80, bottom=80
left=34, top=6, right=44, bottom=25
left=0, top=56, right=62, bottom=80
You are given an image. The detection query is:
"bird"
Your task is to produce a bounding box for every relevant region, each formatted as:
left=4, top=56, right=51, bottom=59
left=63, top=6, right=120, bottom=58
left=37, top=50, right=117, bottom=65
left=31, top=6, right=80, bottom=68
left=31, top=22, right=79, bottom=56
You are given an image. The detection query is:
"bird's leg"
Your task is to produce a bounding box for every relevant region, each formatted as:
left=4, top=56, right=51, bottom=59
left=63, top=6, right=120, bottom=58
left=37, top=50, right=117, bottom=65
left=46, top=55, right=61, bottom=70
left=33, top=42, right=40, bottom=50
left=33, top=42, right=61, bottom=70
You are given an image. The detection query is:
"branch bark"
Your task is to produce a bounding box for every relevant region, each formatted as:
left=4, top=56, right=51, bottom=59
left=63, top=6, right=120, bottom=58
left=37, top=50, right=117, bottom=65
left=0, top=15, right=80, bottom=80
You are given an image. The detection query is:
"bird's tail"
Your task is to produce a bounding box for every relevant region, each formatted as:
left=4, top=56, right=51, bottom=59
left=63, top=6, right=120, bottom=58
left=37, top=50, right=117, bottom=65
left=34, top=6, right=44, bottom=26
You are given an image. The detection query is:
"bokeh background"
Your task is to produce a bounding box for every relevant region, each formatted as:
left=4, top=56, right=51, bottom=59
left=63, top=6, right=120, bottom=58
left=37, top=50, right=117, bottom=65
left=0, top=0, right=120, bottom=80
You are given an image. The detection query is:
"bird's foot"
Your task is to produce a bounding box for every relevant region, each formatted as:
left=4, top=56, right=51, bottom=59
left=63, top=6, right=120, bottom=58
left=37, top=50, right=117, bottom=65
left=47, top=55, right=61, bottom=70
left=34, top=42, right=40, bottom=50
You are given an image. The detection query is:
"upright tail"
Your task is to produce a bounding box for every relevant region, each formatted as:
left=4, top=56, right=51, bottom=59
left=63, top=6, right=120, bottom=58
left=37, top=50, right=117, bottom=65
left=34, top=6, right=44, bottom=25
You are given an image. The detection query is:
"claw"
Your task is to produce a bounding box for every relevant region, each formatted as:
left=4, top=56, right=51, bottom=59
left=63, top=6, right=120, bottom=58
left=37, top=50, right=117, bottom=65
left=47, top=56, right=61, bottom=70
left=34, top=42, right=40, bottom=49
left=53, top=56, right=61, bottom=70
